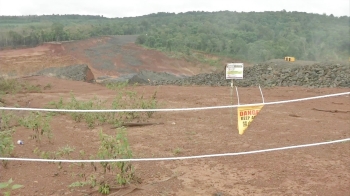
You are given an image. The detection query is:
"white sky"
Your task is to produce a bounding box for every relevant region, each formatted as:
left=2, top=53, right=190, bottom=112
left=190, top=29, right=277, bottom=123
left=0, top=0, right=349, bottom=18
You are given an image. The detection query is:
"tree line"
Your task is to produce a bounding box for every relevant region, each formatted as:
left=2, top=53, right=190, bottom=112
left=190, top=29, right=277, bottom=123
left=0, top=11, right=348, bottom=62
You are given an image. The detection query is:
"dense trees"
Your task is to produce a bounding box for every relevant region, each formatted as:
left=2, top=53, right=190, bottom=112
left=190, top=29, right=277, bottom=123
left=137, top=11, right=349, bottom=62
left=0, top=11, right=348, bottom=62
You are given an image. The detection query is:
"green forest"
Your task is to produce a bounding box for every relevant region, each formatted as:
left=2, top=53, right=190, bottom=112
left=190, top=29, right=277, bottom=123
left=0, top=11, right=349, bottom=62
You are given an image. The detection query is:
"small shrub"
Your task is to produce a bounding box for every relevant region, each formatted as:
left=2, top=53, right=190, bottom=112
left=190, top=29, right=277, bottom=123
left=19, top=112, right=53, bottom=143
left=0, top=78, right=22, bottom=94
left=140, top=90, right=158, bottom=118
left=97, top=128, right=134, bottom=185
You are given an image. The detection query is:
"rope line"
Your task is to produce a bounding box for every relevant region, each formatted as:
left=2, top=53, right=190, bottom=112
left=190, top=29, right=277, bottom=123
left=0, top=92, right=348, bottom=113
left=1, top=138, right=349, bottom=163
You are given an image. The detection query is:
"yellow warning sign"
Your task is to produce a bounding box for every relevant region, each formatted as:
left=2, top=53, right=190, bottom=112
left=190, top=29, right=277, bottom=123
left=237, top=105, right=264, bottom=135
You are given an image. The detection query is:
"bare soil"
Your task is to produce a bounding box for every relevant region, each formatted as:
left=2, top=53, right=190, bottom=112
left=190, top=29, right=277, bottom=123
left=1, top=76, right=349, bottom=196
left=0, top=36, right=220, bottom=79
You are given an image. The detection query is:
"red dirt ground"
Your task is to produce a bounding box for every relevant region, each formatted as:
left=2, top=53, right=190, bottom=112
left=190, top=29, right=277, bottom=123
left=0, top=36, right=225, bottom=79
left=1, top=76, right=349, bottom=196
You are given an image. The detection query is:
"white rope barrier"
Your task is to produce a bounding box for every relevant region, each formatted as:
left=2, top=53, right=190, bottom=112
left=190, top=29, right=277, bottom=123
left=1, top=92, right=348, bottom=163
left=1, top=138, right=349, bottom=163
left=0, top=92, right=349, bottom=113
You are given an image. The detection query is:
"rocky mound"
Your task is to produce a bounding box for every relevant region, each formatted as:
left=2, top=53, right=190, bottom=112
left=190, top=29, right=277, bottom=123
left=152, top=62, right=349, bottom=88
left=97, top=70, right=181, bottom=85
left=35, top=64, right=95, bottom=82
left=127, top=70, right=182, bottom=85
left=32, top=61, right=349, bottom=88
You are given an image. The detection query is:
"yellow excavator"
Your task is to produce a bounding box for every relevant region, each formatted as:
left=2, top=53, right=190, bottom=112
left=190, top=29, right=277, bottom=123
left=285, top=56, right=295, bottom=62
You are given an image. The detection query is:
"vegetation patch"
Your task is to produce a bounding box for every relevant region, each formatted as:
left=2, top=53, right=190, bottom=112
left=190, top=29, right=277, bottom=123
left=0, top=79, right=159, bottom=195
left=46, top=86, right=158, bottom=128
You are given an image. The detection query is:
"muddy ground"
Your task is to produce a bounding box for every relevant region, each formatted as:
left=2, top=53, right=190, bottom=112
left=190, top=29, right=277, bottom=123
left=1, top=76, right=349, bottom=196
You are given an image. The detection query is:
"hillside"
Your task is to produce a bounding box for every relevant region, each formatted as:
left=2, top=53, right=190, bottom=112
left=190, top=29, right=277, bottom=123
left=0, top=11, right=349, bottom=63
left=0, top=12, right=349, bottom=196
left=0, top=35, right=229, bottom=79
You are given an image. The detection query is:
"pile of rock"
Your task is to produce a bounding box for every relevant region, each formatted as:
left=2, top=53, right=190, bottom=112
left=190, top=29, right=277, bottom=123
left=153, top=62, right=349, bottom=88
left=128, top=70, right=181, bottom=85
left=35, top=64, right=95, bottom=82
left=32, top=61, right=349, bottom=88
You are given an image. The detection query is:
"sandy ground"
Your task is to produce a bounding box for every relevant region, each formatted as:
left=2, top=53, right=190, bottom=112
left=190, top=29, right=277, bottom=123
left=1, top=76, right=349, bottom=196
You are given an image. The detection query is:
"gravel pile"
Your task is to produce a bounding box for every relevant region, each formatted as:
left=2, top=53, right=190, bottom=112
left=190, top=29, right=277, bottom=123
left=33, top=61, right=349, bottom=88
left=35, top=64, right=95, bottom=82
left=152, top=62, right=349, bottom=88
left=127, top=70, right=182, bottom=85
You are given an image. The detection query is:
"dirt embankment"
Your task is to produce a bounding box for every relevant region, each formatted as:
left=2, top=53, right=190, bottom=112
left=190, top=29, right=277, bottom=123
left=16, top=58, right=349, bottom=89
left=1, top=36, right=348, bottom=88
left=45, top=60, right=349, bottom=89
left=0, top=35, right=217, bottom=79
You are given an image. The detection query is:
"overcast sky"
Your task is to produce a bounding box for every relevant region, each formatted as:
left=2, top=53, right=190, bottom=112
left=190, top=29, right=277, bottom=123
left=0, top=0, right=349, bottom=18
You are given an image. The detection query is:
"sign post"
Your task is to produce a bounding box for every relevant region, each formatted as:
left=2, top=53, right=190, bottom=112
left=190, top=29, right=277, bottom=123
left=225, top=63, right=244, bottom=125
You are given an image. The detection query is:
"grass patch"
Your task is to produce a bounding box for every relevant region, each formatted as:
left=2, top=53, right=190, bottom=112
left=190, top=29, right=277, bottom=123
left=46, top=88, right=158, bottom=128
left=69, top=128, right=135, bottom=194
left=1, top=78, right=159, bottom=194
left=173, top=147, right=182, bottom=155
left=0, top=78, right=42, bottom=94
left=0, top=111, right=15, bottom=168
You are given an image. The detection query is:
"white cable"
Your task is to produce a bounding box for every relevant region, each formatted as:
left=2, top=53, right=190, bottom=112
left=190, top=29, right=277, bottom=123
left=0, top=92, right=348, bottom=113
left=1, top=138, right=349, bottom=163
left=235, top=86, right=240, bottom=105
left=259, top=85, right=265, bottom=103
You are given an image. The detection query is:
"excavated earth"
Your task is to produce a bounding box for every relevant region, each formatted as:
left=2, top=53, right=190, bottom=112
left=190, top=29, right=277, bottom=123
left=0, top=77, right=349, bottom=196
left=0, top=35, right=218, bottom=81
left=0, top=36, right=349, bottom=196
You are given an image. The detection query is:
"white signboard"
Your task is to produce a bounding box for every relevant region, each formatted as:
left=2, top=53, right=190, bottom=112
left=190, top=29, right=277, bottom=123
left=226, top=63, right=244, bottom=79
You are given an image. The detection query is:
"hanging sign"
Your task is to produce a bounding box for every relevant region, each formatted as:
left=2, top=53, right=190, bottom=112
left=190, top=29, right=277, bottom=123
left=237, top=105, right=264, bottom=135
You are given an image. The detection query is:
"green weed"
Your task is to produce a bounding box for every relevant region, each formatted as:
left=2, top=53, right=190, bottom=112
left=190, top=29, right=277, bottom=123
left=46, top=88, right=159, bottom=129
left=69, top=128, right=134, bottom=194
left=33, top=145, right=75, bottom=159
left=173, top=147, right=182, bottom=155
left=140, top=90, right=158, bottom=118
left=0, top=111, right=13, bottom=130
left=98, top=183, right=110, bottom=195
left=43, top=83, right=52, bottom=90
left=24, top=84, right=42, bottom=93
left=18, top=112, right=53, bottom=143
left=0, top=130, right=14, bottom=168
left=105, top=81, right=128, bottom=90
left=0, top=178, right=24, bottom=196
left=97, top=128, right=134, bottom=185
left=0, top=78, right=22, bottom=94
left=56, top=145, right=75, bottom=157
left=0, top=78, right=42, bottom=94
left=0, top=111, right=15, bottom=168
